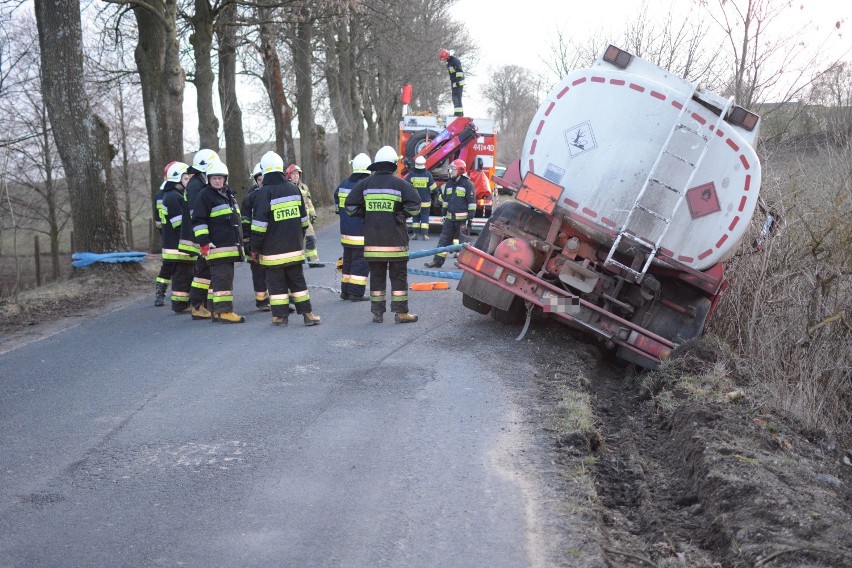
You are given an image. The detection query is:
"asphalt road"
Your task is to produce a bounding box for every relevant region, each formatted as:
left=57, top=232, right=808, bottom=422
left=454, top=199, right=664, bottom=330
left=0, top=223, right=563, bottom=567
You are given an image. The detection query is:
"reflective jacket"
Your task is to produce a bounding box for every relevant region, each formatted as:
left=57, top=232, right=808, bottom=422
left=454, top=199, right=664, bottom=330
left=179, top=174, right=206, bottom=255
left=250, top=172, right=308, bottom=267
left=160, top=183, right=195, bottom=263
left=344, top=170, right=421, bottom=262
left=334, top=172, right=370, bottom=247
left=439, top=175, right=476, bottom=221
left=446, top=55, right=465, bottom=88
left=153, top=187, right=166, bottom=231
left=405, top=169, right=438, bottom=206
left=241, top=184, right=261, bottom=252
left=191, top=184, right=244, bottom=266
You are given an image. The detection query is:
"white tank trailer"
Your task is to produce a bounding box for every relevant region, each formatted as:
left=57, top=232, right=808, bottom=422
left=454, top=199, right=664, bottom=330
left=457, top=45, right=763, bottom=368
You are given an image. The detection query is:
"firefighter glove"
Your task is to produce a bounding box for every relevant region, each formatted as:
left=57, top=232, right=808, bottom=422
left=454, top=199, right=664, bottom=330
left=250, top=251, right=259, bottom=262
left=310, top=214, right=317, bottom=225
left=200, top=244, right=210, bottom=257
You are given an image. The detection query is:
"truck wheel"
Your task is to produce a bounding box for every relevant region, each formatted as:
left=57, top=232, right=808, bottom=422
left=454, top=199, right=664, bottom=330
left=405, top=129, right=440, bottom=160
left=462, top=293, right=491, bottom=315
left=490, top=297, right=526, bottom=325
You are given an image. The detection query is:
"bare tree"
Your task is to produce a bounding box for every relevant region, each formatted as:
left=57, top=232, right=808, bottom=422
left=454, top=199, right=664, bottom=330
left=187, top=0, right=220, bottom=150
left=34, top=0, right=126, bottom=254
left=102, top=0, right=185, bottom=250
left=482, top=64, right=539, bottom=164
left=216, top=1, right=248, bottom=201
left=807, top=62, right=852, bottom=145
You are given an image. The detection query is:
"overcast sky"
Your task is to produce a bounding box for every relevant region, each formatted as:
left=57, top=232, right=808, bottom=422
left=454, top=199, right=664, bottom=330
left=186, top=0, right=851, bottom=149
left=451, top=0, right=852, bottom=117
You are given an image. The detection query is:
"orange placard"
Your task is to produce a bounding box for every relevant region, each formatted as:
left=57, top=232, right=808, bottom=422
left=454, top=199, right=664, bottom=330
left=516, top=172, right=562, bottom=215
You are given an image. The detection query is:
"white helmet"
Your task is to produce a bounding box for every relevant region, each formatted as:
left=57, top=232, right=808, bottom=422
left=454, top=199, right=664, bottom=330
left=192, top=149, right=220, bottom=173
left=351, top=153, right=371, bottom=173
left=414, top=155, right=427, bottom=169
left=251, top=163, right=263, bottom=180
left=372, top=145, right=399, bottom=165
left=166, top=161, right=190, bottom=183
left=260, top=151, right=284, bottom=173
left=206, top=160, right=229, bottom=177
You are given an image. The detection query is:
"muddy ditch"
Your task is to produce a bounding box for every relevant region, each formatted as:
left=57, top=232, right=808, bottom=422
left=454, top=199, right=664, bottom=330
left=530, top=326, right=851, bottom=568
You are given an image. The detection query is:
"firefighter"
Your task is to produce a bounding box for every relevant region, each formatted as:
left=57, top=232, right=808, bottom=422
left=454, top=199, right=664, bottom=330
left=424, top=159, right=475, bottom=268
left=439, top=48, right=464, bottom=116
left=333, top=152, right=371, bottom=301
left=152, top=163, right=174, bottom=306
left=286, top=164, right=320, bottom=265
left=405, top=155, right=437, bottom=241
left=251, top=151, right=321, bottom=327
left=191, top=159, right=246, bottom=324
left=182, top=148, right=220, bottom=320
left=159, top=161, right=195, bottom=313
left=241, top=163, right=270, bottom=311
left=344, top=146, right=421, bottom=323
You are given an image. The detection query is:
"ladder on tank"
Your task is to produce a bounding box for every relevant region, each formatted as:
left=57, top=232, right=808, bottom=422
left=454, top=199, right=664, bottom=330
left=604, top=89, right=735, bottom=282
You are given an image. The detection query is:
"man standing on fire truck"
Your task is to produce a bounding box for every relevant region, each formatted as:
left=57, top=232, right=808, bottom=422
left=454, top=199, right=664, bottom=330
left=439, top=48, right=464, bottom=116
left=345, top=146, right=421, bottom=323
left=424, top=159, right=475, bottom=268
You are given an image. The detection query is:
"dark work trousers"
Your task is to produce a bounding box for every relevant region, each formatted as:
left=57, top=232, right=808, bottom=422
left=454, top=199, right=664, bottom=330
left=156, top=260, right=176, bottom=286
left=341, top=246, right=369, bottom=299
left=430, top=219, right=465, bottom=266
left=452, top=86, right=464, bottom=116
left=189, top=256, right=212, bottom=310
left=249, top=260, right=268, bottom=302
left=266, top=264, right=312, bottom=318
left=369, top=260, right=409, bottom=315
left=170, top=262, right=194, bottom=312
left=209, top=263, right=236, bottom=314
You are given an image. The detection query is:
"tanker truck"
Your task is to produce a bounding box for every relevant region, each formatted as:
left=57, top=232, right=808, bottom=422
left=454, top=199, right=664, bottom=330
left=457, top=45, right=762, bottom=368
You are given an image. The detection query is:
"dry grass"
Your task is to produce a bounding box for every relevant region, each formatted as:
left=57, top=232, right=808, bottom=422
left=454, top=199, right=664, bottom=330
left=708, top=142, right=852, bottom=443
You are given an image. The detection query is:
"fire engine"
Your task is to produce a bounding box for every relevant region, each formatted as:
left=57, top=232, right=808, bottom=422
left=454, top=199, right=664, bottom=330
left=457, top=45, right=763, bottom=368
left=397, top=110, right=498, bottom=233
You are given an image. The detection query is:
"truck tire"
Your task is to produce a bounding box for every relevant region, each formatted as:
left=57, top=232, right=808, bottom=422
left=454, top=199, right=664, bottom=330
left=490, top=296, right=526, bottom=325
left=462, top=293, right=491, bottom=315
left=404, top=130, right=440, bottom=160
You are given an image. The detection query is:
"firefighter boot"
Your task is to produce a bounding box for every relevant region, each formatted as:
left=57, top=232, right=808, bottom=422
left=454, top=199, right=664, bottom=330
left=272, top=316, right=288, bottom=326
left=218, top=311, right=245, bottom=324
left=424, top=260, right=443, bottom=268
left=191, top=304, right=212, bottom=320
left=394, top=312, right=419, bottom=324
left=303, top=312, right=321, bottom=326
left=154, top=282, right=167, bottom=306
left=372, top=313, right=383, bottom=323
left=256, top=297, right=271, bottom=311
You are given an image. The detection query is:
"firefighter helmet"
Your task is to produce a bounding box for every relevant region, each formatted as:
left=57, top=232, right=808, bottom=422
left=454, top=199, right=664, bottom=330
left=286, top=164, right=302, bottom=179
left=438, top=48, right=450, bottom=60
left=351, top=153, right=371, bottom=173
left=192, top=148, right=220, bottom=173
left=206, top=160, right=229, bottom=178
left=414, top=155, right=427, bottom=169
left=251, top=163, right=263, bottom=181
left=260, top=151, right=284, bottom=173
left=449, top=159, right=466, bottom=176
left=166, top=161, right=189, bottom=184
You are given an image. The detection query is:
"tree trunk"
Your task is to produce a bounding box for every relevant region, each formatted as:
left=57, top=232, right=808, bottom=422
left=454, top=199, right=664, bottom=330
left=216, top=3, right=248, bottom=203
left=258, top=6, right=296, bottom=164
left=132, top=0, right=184, bottom=252
left=190, top=0, right=219, bottom=150
left=34, top=0, right=126, bottom=254
left=323, top=18, right=354, bottom=183
left=292, top=10, right=332, bottom=206
left=117, top=83, right=134, bottom=248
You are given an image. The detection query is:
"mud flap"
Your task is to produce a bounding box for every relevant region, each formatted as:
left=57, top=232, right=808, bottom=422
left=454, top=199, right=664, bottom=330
left=457, top=271, right=516, bottom=311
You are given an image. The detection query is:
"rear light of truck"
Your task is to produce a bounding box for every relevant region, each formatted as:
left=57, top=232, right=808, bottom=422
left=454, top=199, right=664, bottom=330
left=603, top=45, right=633, bottom=69
left=629, top=332, right=672, bottom=362
left=458, top=248, right=504, bottom=280
left=728, top=105, right=759, bottom=131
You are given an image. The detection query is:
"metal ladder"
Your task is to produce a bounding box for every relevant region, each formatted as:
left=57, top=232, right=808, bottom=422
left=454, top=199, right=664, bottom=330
left=604, top=88, right=734, bottom=282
